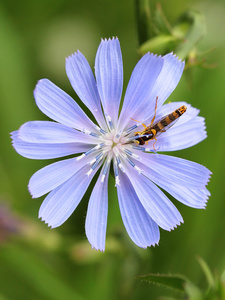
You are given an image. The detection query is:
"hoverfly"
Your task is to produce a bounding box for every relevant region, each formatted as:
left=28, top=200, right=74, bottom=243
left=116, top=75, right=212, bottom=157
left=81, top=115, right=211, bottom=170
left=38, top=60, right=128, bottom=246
left=133, top=97, right=187, bottom=147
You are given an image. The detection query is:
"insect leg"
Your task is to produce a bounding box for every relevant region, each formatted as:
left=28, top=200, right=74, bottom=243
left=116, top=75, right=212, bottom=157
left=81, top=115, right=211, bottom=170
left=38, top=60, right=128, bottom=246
left=150, top=96, right=158, bottom=126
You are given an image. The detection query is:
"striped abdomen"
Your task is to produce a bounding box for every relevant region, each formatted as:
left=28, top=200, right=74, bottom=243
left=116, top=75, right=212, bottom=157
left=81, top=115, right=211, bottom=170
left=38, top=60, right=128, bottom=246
left=136, top=105, right=187, bottom=145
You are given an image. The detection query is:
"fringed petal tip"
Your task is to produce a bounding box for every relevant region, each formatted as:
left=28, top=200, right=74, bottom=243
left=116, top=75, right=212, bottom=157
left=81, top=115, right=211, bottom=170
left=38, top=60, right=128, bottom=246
left=207, top=174, right=212, bottom=185
left=91, top=245, right=105, bottom=252
left=10, top=130, right=17, bottom=145
left=170, top=51, right=185, bottom=64
left=167, top=219, right=184, bottom=232
left=33, top=78, right=47, bottom=96
left=38, top=216, right=53, bottom=229
left=100, top=36, right=119, bottom=43
left=87, top=234, right=105, bottom=252
left=66, top=50, right=81, bottom=61
left=144, top=52, right=185, bottom=64
left=142, top=241, right=159, bottom=249
left=144, top=52, right=162, bottom=60
left=162, top=52, right=185, bottom=68
left=27, top=184, right=37, bottom=199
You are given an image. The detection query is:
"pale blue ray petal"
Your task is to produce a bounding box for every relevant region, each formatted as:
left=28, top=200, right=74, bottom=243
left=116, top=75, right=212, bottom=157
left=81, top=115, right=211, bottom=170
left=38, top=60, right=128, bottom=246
left=125, top=53, right=185, bottom=128
left=123, top=164, right=183, bottom=231
left=133, top=152, right=211, bottom=189
left=153, top=116, right=207, bottom=151
left=118, top=53, right=164, bottom=131
left=95, top=37, right=123, bottom=125
left=11, top=131, right=90, bottom=159
left=116, top=170, right=160, bottom=248
left=85, top=166, right=109, bottom=251
left=143, top=171, right=210, bottom=208
left=131, top=152, right=211, bottom=208
left=158, top=183, right=209, bottom=209
left=29, top=153, right=95, bottom=198
left=66, top=51, right=106, bottom=130
left=34, top=79, right=96, bottom=132
left=39, top=164, right=100, bottom=228
left=19, top=121, right=100, bottom=144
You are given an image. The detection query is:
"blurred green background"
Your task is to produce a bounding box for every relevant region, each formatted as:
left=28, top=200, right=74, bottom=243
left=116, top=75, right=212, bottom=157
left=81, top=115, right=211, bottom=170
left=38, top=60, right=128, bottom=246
left=0, top=0, right=224, bottom=299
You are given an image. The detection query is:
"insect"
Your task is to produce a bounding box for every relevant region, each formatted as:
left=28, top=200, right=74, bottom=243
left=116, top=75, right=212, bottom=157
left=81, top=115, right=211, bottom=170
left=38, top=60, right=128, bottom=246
left=134, top=97, right=187, bottom=147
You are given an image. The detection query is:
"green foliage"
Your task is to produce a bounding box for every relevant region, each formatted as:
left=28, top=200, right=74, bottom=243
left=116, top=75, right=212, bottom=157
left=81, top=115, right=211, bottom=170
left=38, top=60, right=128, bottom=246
left=136, top=0, right=212, bottom=70
left=138, top=258, right=225, bottom=300
left=138, top=273, right=189, bottom=292
left=0, top=0, right=224, bottom=299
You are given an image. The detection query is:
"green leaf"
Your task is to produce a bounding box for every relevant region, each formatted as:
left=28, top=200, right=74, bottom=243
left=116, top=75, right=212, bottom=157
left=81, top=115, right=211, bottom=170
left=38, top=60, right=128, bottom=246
left=139, top=34, right=179, bottom=55
left=137, top=273, right=190, bottom=292
left=135, top=0, right=155, bottom=45
left=173, top=10, right=206, bottom=60
left=197, top=256, right=215, bottom=289
left=184, top=281, right=203, bottom=300
left=154, top=3, right=172, bottom=35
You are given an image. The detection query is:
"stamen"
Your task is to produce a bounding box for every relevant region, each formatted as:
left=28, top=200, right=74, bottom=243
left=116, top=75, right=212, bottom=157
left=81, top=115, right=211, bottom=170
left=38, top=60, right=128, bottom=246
left=95, top=125, right=107, bottom=135
left=123, top=148, right=141, bottom=160
left=126, top=156, right=135, bottom=168
left=114, top=159, right=119, bottom=177
left=116, top=155, right=125, bottom=173
left=127, top=134, right=141, bottom=142
left=90, top=132, right=100, bottom=138
left=123, top=154, right=142, bottom=174
left=91, top=155, right=104, bottom=170
left=76, top=153, right=86, bottom=161
left=115, top=130, right=122, bottom=140
left=132, top=145, right=145, bottom=151
left=77, top=143, right=105, bottom=161
left=101, top=174, right=106, bottom=183
left=86, top=153, right=104, bottom=177
left=101, top=156, right=112, bottom=183
left=125, top=124, right=138, bottom=134
left=89, top=153, right=103, bottom=165
left=105, top=114, right=114, bottom=130
left=83, top=129, right=100, bottom=138
left=132, top=145, right=155, bottom=153
left=144, top=146, right=159, bottom=153
left=113, top=158, right=120, bottom=186
left=134, top=165, right=142, bottom=174
left=86, top=169, right=93, bottom=176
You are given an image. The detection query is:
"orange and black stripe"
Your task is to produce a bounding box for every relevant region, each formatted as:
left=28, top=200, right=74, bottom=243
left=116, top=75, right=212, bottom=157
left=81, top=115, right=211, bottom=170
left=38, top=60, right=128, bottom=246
left=135, top=105, right=187, bottom=145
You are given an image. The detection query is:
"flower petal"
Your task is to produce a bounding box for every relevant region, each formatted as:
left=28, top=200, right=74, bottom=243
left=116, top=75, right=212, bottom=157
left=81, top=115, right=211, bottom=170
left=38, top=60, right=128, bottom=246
left=39, top=164, right=100, bottom=228
left=34, top=79, right=96, bottom=132
left=130, top=151, right=211, bottom=208
left=156, top=182, right=210, bottom=209
left=85, top=166, right=109, bottom=251
left=134, top=153, right=211, bottom=189
left=118, top=53, right=164, bottom=131
left=29, top=152, right=96, bottom=198
left=153, top=116, right=207, bottom=151
left=116, top=170, right=160, bottom=248
left=135, top=103, right=207, bottom=152
left=66, top=51, right=106, bottom=130
left=11, top=131, right=90, bottom=159
left=133, top=53, right=185, bottom=124
left=122, top=163, right=183, bottom=231
left=95, top=37, right=123, bottom=125
left=18, top=121, right=99, bottom=144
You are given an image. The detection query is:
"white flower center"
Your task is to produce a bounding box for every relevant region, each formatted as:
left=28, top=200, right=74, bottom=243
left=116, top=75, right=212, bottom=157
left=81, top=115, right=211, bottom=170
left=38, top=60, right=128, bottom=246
left=78, top=116, right=146, bottom=185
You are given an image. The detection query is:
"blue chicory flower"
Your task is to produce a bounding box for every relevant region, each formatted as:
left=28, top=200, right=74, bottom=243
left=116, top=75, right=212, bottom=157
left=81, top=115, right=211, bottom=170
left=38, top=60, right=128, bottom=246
left=11, top=37, right=211, bottom=251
